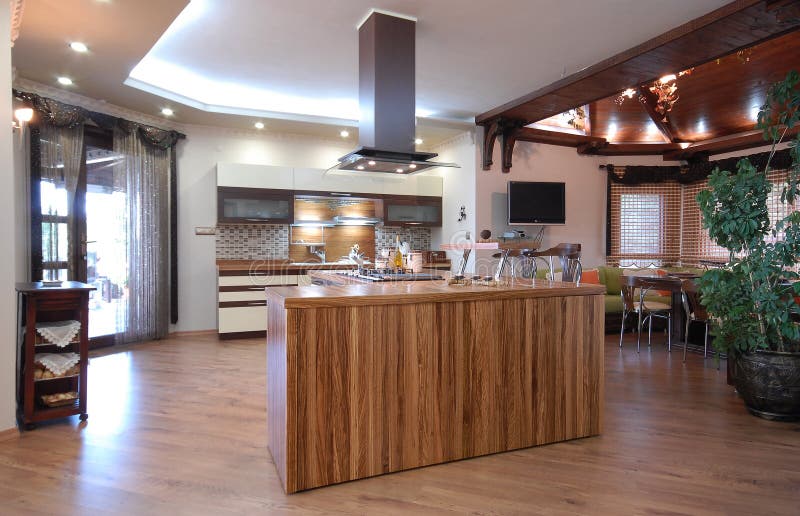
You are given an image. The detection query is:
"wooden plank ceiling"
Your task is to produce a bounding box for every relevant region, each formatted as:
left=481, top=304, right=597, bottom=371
left=477, top=0, right=800, bottom=170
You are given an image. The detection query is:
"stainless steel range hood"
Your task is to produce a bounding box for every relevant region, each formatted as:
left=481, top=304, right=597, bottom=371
left=329, top=9, right=458, bottom=175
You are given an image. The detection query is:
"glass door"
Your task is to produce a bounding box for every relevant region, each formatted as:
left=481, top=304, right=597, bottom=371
left=83, top=144, right=127, bottom=340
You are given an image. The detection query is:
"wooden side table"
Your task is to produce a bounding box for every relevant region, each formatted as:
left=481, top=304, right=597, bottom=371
left=16, top=282, right=95, bottom=430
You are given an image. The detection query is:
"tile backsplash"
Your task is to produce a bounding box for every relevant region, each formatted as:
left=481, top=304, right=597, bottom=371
left=216, top=224, right=432, bottom=261
left=215, top=224, right=289, bottom=260
left=375, top=227, right=432, bottom=254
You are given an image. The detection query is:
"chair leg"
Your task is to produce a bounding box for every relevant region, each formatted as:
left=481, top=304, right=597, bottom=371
left=683, top=317, right=690, bottom=362
left=636, top=310, right=642, bottom=353
left=647, top=315, right=652, bottom=348
left=703, top=323, right=709, bottom=359
left=667, top=312, right=672, bottom=352
left=619, top=312, right=626, bottom=348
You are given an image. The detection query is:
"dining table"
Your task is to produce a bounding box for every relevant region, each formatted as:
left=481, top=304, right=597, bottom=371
left=624, top=273, right=700, bottom=345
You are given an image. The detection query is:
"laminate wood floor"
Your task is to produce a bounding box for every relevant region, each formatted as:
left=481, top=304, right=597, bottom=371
left=0, top=332, right=798, bottom=515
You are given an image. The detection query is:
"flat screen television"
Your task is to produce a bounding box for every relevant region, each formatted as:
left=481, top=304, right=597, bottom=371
left=507, top=181, right=566, bottom=225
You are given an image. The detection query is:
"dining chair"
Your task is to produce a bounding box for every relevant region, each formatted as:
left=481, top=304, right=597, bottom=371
left=681, top=278, right=711, bottom=362
left=619, top=275, right=674, bottom=352
left=492, top=249, right=538, bottom=280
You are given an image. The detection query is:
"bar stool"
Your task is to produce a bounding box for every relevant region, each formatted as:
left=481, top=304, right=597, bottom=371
left=524, top=243, right=582, bottom=283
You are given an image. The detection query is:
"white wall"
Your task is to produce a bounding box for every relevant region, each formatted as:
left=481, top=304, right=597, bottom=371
left=477, top=140, right=608, bottom=269
left=173, top=127, right=352, bottom=332
left=429, top=131, right=478, bottom=273
left=1, top=1, right=19, bottom=431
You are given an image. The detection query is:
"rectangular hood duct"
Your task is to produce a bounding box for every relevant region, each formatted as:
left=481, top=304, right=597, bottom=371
left=330, top=10, right=458, bottom=175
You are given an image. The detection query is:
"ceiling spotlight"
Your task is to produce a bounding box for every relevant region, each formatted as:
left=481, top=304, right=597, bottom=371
left=396, top=168, right=404, bottom=173
left=254, top=121, right=265, bottom=129
left=340, top=130, right=350, bottom=138
left=356, top=166, right=365, bottom=170
left=161, top=108, right=174, bottom=116
left=414, top=138, right=423, bottom=145
left=408, top=164, right=417, bottom=169
left=368, top=161, right=376, bottom=166
left=57, top=76, right=73, bottom=86
left=69, top=42, right=89, bottom=53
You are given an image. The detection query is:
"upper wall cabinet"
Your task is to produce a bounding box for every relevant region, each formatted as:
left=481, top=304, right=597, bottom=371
left=380, top=174, right=443, bottom=197
left=293, top=168, right=386, bottom=195
left=217, top=163, right=293, bottom=190
left=383, top=196, right=442, bottom=227
left=217, top=187, right=294, bottom=224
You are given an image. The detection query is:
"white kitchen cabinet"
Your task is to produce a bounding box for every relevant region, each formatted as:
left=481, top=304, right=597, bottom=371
left=381, top=174, right=443, bottom=197
left=217, top=272, right=316, bottom=338
left=293, top=168, right=386, bottom=195
left=218, top=163, right=444, bottom=199
left=217, top=163, right=293, bottom=189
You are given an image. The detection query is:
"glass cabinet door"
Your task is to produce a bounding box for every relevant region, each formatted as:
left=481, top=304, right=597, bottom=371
left=384, top=198, right=442, bottom=227
left=217, top=188, right=293, bottom=224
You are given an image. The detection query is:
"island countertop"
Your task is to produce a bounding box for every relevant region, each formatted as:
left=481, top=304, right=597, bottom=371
left=266, top=275, right=605, bottom=308
left=266, top=272, right=605, bottom=493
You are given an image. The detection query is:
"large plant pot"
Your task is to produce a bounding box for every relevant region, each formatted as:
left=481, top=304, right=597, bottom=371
left=732, top=350, right=800, bottom=421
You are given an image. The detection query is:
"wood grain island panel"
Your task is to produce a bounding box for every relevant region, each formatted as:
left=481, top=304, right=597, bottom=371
left=266, top=280, right=605, bottom=493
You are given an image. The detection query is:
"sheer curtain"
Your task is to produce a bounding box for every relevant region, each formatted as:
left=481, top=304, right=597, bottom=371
left=39, top=124, right=83, bottom=280
left=113, top=125, right=171, bottom=342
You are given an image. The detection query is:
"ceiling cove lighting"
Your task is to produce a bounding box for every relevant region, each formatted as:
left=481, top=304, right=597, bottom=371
left=57, top=76, right=73, bottom=86
left=69, top=41, right=89, bottom=53
left=161, top=108, right=174, bottom=116
left=254, top=121, right=265, bottom=129
left=340, top=130, right=350, bottom=138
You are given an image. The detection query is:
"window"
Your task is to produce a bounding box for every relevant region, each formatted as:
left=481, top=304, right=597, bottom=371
left=609, top=169, right=797, bottom=266
left=608, top=182, right=680, bottom=266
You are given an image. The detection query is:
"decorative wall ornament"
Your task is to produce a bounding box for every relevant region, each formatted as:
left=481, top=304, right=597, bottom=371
left=566, top=107, right=586, bottom=132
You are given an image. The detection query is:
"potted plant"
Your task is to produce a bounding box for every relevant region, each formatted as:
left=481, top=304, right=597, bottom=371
left=697, top=70, right=800, bottom=421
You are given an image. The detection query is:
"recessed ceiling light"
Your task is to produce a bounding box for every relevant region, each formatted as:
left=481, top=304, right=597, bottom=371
left=254, top=121, right=265, bottom=129
left=396, top=168, right=404, bottom=173
left=408, top=164, right=417, bottom=169
left=356, top=166, right=365, bottom=170
left=368, top=161, right=376, bottom=166
left=57, top=76, right=73, bottom=86
left=69, top=42, right=89, bottom=53
left=340, top=130, right=350, bottom=138
left=414, top=138, right=423, bottom=145
left=161, top=108, right=174, bottom=116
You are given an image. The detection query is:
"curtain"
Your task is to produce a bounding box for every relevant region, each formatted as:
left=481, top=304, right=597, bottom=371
left=113, top=126, right=171, bottom=342
left=39, top=124, right=84, bottom=280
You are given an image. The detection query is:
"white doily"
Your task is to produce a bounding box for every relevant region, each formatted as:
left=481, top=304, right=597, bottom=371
left=34, top=352, right=80, bottom=376
left=36, top=320, right=81, bottom=347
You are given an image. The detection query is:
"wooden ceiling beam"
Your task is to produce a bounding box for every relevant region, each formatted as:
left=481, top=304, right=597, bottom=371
left=591, top=143, right=683, bottom=156
left=476, top=0, right=800, bottom=126
left=662, top=127, right=800, bottom=160
left=514, top=127, right=606, bottom=147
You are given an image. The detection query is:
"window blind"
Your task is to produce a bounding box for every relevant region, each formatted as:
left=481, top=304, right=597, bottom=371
left=608, top=181, right=680, bottom=266
left=608, top=168, right=796, bottom=266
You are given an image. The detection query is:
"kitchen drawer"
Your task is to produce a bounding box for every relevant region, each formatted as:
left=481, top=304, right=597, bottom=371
left=218, top=305, right=267, bottom=334
left=219, top=290, right=267, bottom=302
left=218, top=275, right=302, bottom=287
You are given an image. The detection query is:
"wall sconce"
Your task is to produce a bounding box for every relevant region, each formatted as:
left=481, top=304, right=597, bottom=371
left=15, top=107, right=33, bottom=124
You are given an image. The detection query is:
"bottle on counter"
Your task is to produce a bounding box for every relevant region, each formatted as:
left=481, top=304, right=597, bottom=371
left=393, top=235, right=404, bottom=269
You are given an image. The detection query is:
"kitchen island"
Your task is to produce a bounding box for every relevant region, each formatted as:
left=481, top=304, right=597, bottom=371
left=266, top=278, right=605, bottom=493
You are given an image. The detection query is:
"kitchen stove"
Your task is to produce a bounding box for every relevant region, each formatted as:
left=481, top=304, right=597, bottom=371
left=337, top=267, right=443, bottom=282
